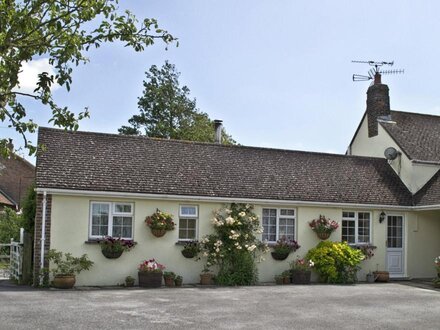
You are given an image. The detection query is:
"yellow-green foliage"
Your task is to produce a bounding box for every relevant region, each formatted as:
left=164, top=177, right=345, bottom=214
left=306, top=241, right=364, bottom=283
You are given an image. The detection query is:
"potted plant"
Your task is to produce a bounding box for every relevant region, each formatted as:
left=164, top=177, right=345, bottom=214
left=271, top=236, right=300, bottom=260
left=175, top=275, right=183, bottom=287
left=125, top=275, right=135, bottom=287
left=46, top=249, right=94, bottom=289
left=274, top=275, right=284, bottom=285
left=99, top=236, right=137, bottom=259
left=308, top=215, right=339, bottom=240
left=163, top=271, right=176, bottom=287
left=290, top=256, right=313, bottom=284
left=145, top=209, right=175, bottom=237
left=181, top=240, right=199, bottom=258
left=138, top=259, right=165, bottom=288
left=200, top=266, right=214, bottom=285
left=433, top=256, right=440, bottom=288
left=282, top=270, right=291, bottom=284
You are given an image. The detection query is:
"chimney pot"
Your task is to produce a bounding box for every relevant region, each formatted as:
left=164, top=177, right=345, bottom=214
left=213, top=120, right=223, bottom=144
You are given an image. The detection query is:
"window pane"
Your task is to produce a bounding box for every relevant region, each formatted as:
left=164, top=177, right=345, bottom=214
left=279, top=217, right=295, bottom=241
left=181, top=206, right=197, bottom=216
left=112, top=216, right=132, bottom=238
left=342, top=220, right=355, bottom=243
left=178, top=218, right=196, bottom=240
left=91, top=203, right=109, bottom=236
left=114, top=203, right=132, bottom=213
left=262, top=209, right=277, bottom=242
left=280, top=209, right=295, bottom=216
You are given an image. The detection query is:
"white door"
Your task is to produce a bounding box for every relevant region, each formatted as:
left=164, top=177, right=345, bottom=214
left=386, top=215, right=405, bottom=277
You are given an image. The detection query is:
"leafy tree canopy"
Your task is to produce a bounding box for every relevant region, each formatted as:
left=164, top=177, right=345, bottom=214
left=119, top=61, right=236, bottom=144
left=0, top=0, right=176, bottom=156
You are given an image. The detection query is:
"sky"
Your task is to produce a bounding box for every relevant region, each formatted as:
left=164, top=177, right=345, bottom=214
left=4, top=0, right=440, bottom=163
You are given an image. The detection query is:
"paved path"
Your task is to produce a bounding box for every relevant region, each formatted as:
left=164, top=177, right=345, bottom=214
left=0, top=283, right=439, bottom=329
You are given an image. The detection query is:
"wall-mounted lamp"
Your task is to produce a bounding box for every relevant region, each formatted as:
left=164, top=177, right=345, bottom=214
left=379, top=211, right=386, bottom=223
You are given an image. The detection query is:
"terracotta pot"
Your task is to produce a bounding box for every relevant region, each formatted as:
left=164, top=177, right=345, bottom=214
left=164, top=276, right=175, bottom=287
left=200, top=273, right=214, bottom=285
left=101, top=249, right=123, bottom=259
left=151, top=229, right=166, bottom=237
left=181, top=250, right=196, bottom=258
left=373, top=271, right=389, bottom=282
left=138, top=271, right=162, bottom=288
left=291, top=270, right=311, bottom=284
left=283, top=276, right=290, bottom=284
left=316, top=232, right=331, bottom=240
left=271, top=251, right=289, bottom=261
left=52, top=275, right=76, bottom=289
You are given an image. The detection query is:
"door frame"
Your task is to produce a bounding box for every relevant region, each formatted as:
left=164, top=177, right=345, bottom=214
left=386, top=213, right=406, bottom=278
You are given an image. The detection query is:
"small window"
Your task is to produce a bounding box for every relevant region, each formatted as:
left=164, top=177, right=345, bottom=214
left=90, top=202, right=134, bottom=239
left=342, top=211, right=371, bottom=244
left=179, top=205, right=198, bottom=240
left=262, top=208, right=296, bottom=243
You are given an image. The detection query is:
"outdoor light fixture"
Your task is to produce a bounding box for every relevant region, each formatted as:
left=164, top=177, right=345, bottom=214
left=379, top=211, right=386, bottom=223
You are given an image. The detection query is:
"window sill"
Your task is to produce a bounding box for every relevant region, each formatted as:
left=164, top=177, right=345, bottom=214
left=175, top=240, right=196, bottom=246
left=85, top=239, right=137, bottom=244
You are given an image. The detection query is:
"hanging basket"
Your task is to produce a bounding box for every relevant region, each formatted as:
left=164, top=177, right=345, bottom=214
left=271, top=251, right=289, bottom=261
left=181, top=249, right=196, bottom=258
left=291, top=270, right=311, bottom=284
left=138, top=272, right=163, bottom=288
left=151, top=229, right=167, bottom=237
left=101, top=249, right=123, bottom=259
left=316, top=232, right=331, bottom=240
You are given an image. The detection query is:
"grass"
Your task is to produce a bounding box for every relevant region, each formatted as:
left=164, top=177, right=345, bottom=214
left=0, top=261, right=9, bottom=270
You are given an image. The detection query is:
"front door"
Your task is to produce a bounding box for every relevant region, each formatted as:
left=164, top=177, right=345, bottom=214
left=386, top=215, right=405, bottom=277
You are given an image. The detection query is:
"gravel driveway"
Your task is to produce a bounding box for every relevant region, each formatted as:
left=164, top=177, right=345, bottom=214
left=1, top=282, right=439, bottom=329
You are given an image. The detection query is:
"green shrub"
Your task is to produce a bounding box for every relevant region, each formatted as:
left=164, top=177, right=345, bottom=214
left=0, top=207, right=23, bottom=243
left=306, top=241, right=364, bottom=284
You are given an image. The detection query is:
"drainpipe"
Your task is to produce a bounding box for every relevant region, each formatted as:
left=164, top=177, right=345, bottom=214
left=40, top=191, right=47, bottom=285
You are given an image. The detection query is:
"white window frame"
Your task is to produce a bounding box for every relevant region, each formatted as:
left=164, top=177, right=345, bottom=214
left=341, top=211, right=372, bottom=245
left=89, top=201, right=134, bottom=239
left=178, top=205, right=198, bottom=241
left=262, top=208, right=296, bottom=243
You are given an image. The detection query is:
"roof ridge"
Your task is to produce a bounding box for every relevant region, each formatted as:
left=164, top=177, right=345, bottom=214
left=390, top=110, right=440, bottom=119
left=39, top=126, right=387, bottom=162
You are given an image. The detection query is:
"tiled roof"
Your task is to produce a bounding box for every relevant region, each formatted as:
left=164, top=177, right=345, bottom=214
left=413, top=170, right=440, bottom=206
left=36, top=127, right=413, bottom=206
left=380, top=111, right=440, bottom=163
left=0, top=189, right=15, bottom=206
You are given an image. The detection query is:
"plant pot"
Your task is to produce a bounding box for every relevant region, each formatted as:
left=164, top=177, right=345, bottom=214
left=316, top=232, right=331, bottom=240
left=275, top=277, right=284, bottom=285
left=138, top=271, right=163, bottom=288
left=175, top=278, right=183, bottom=287
left=164, top=276, right=175, bottom=287
left=291, top=270, right=311, bottom=284
left=52, top=275, right=76, bottom=289
left=181, top=250, right=196, bottom=258
left=366, top=273, right=375, bottom=283
left=283, top=276, right=290, bottom=284
left=151, top=229, right=166, bottom=237
left=125, top=280, right=135, bottom=287
left=271, top=251, right=289, bottom=261
left=101, top=249, right=123, bottom=259
left=200, top=273, right=214, bottom=285
left=373, top=271, right=389, bottom=282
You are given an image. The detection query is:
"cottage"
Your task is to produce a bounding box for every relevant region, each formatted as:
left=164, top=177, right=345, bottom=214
left=34, top=73, right=440, bottom=285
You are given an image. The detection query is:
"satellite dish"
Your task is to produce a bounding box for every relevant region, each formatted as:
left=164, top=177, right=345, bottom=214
left=384, top=147, right=399, bottom=160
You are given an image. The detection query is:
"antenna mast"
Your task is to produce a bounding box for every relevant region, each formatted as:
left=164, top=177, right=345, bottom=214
left=352, top=60, right=404, bottom=82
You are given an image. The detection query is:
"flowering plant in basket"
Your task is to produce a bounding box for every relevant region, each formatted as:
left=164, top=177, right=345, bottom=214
left=100, top=236, right=136, bottom=253
left=145, top=209, right=175, bottom=230
left=272, top=236, right=300, bottom=255
left=308, top=215, right=339, bottom=234
left=138, top=259, right=165, bottom=273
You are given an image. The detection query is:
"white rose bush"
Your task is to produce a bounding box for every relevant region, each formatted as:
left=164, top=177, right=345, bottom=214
left=199, top=203, right=268, bottom=285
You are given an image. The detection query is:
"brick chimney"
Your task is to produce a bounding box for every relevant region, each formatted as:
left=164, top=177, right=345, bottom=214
left=366, top=72, right=391, bottom=137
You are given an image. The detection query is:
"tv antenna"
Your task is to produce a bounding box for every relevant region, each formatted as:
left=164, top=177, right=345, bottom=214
left=352, top=60, right=404, bottom=82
